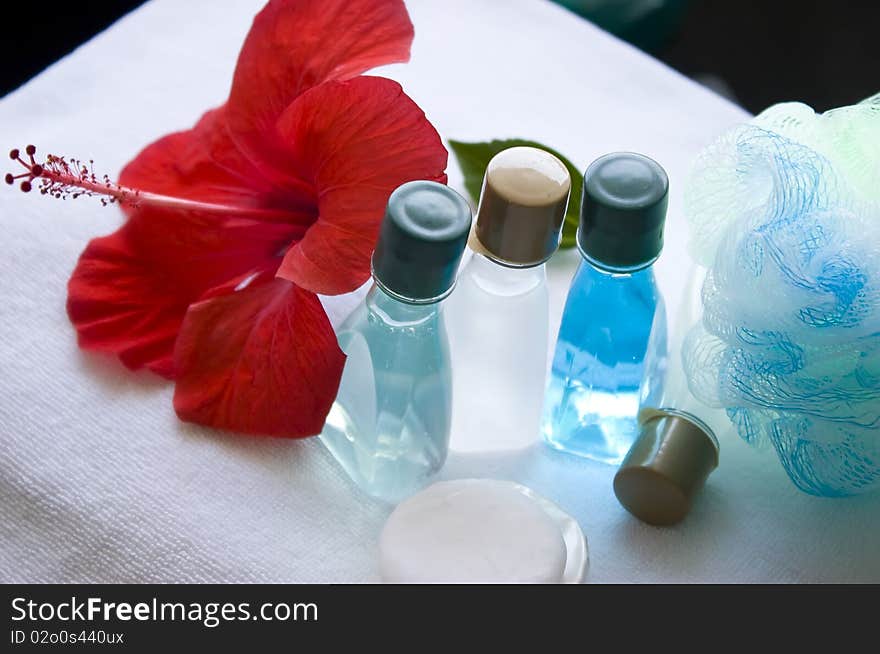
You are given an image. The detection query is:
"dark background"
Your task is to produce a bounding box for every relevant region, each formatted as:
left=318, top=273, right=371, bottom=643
left=659, top=0, right=879, bottom=112
left=1, top=0, right=877, bottom=113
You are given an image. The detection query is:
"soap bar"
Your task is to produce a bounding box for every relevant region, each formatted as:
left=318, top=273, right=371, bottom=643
left=379, top=479, right=586, bottom=583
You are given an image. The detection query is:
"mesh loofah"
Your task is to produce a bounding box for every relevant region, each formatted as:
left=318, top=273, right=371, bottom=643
left=683, top=94, right=880, bottom=497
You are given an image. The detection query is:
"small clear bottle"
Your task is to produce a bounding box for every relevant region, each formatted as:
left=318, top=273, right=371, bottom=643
left=320, top=181, right=472, bottom=502
left=636, top=268, right=723, bottom=432
left=612, top=272, right=721, bottom=526
left=542, top=152, right=669, bottom=464
left=446, top=147, right=571, bottom=453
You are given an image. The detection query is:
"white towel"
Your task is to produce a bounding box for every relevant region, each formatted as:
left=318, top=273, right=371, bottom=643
left=1, top=0, right=876, bottom=583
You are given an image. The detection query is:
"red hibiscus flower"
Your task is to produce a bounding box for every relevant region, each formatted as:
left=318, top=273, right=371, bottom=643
left=11, top=0, right=447, bottom=437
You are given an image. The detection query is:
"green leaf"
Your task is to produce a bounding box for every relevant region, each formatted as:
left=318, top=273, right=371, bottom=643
left=448, top=138, right=583, bottom=249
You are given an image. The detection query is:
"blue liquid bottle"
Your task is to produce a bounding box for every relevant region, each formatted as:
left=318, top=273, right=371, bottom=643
left=542, top=153, right=669, bottom=464
left=320, top=181, right=472, bottom=502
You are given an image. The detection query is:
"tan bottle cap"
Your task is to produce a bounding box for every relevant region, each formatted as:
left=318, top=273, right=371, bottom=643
left=470, top=146, right=571, bottom=267
left=613, top=411, right=719, bottom=526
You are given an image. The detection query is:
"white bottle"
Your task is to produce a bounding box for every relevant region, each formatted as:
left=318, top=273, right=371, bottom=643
left=446, top=147, right=571, bottom=453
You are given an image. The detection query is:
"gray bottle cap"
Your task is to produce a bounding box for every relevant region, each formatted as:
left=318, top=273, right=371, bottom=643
left=371, top=181, right=472, bottom=303
left=613, top=411, right=719, bottom=526
left=578, top=152, right=668, bottom=271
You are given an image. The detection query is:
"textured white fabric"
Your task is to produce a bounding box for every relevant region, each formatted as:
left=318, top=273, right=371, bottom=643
left=1, top=0, right=877, bottom=583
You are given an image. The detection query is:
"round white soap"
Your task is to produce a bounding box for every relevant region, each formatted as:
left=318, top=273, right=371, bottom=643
left=379, top=479, right=582, bottom=583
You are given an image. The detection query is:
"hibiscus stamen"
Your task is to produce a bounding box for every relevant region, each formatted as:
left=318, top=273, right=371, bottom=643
left=5, top=145, right=298, bottom=219
left=7, top=145, right=140, bottom=206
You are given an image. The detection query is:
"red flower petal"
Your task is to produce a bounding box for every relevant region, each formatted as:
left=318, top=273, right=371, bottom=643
left=119, top=105, right=314, bottom=215
left=226, top=0, right=414, bottom=171
left=173, top=270, right=344, bottom=437
left=274, top=77, right=448, bottom=295
left=67, top=213, right=303, bottom=377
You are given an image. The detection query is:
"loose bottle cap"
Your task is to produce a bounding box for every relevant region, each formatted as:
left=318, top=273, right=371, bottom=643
left=470, top=146, right=571, bottom=267
left=371, top=181, right=472, bottom=303
left=578, top=152, right=668, bottom=271
left=613, top=411, right=719, bottom=526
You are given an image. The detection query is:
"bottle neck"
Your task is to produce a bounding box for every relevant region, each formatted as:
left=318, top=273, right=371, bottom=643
left=580, top=250, right=657, bottom=281
left=464, top=252, right=546, bottom=297
left=366, top=283, right=441, bottom=327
